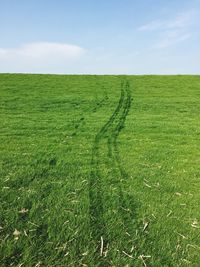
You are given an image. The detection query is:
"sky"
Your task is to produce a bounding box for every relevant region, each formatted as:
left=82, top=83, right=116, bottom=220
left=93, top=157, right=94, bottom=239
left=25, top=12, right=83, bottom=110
left=0, top=0, right=200, bottom=74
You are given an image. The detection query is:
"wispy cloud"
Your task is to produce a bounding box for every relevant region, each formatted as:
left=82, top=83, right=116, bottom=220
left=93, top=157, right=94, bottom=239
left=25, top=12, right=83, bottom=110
left=138, top=9, right=196, bottom=48
left=138, top=20, right=164, bottom=32
left=0, top=42, right=85, bottom=73
left=138, top=9, right=195, bottom=32
left=154, top=31, right=191, bottom=48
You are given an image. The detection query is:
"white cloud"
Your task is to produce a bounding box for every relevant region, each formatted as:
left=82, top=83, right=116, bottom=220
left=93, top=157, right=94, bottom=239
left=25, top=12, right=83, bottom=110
left=138, top=10, right=195, bottom=32
left=154, top=31, right=191, bottom=48
left=166, top=12, right=193, bottom=29
left=138, top=20, right=164, bottom=31
left=138, top=9, right=197, bottom=49
left=0, top=42, right=85, bottom=73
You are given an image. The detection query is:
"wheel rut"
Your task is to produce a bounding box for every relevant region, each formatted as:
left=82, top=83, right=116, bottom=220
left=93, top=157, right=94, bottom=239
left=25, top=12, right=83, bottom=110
left=89, top=80, right=133, bottom=263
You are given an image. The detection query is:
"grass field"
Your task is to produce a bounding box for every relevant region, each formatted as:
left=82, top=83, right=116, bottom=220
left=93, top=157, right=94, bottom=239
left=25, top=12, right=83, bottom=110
left=0, top=74, right=200, bottom=266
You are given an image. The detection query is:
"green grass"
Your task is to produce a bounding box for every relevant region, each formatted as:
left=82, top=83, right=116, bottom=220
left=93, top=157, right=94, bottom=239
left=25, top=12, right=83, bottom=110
left=0, top=74, right=200, bottom=266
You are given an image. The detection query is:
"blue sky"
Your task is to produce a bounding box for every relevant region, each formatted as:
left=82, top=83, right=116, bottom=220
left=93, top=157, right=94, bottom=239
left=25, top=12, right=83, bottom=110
left=0, top=0, right=199, bottom=74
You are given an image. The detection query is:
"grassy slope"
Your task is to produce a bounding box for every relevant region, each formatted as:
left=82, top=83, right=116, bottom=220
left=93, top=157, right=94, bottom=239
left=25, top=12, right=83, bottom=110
left=0, top=74, right=200, bottom=266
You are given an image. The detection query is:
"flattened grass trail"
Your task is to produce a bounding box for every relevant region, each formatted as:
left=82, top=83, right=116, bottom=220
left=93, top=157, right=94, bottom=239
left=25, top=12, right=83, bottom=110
left=0, top=74, right=200, bottom=266
left=89, top=80, right=133, bottom=262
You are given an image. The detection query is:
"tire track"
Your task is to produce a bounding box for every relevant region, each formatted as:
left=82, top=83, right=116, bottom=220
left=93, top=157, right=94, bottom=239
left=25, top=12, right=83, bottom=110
left=107, top=82, right=137, bottom=239
left=89, top=80, right=132, bottom=261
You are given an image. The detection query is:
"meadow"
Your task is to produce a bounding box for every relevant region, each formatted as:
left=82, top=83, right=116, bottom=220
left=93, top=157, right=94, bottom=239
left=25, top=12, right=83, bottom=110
left=0, top=74, right=200, bottom=266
